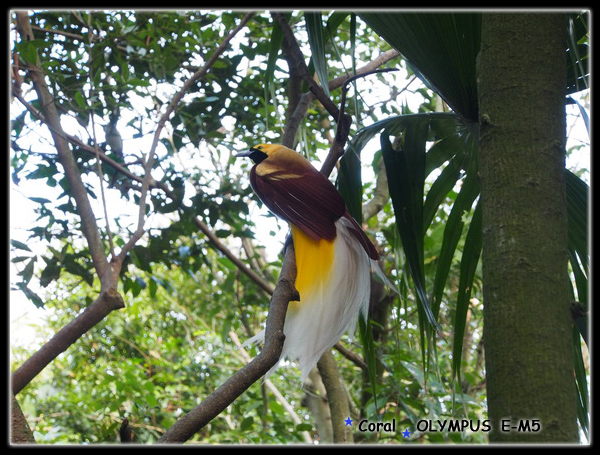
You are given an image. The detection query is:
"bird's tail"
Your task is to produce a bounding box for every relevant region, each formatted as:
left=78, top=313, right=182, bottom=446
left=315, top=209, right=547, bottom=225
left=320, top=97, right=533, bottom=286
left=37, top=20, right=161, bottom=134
left=247, top=217, right=382, bottom=382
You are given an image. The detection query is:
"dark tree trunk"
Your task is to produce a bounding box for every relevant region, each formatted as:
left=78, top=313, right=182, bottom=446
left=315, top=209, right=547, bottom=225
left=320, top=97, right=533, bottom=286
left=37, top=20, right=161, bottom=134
left=477, top=13, right=579, bottom=443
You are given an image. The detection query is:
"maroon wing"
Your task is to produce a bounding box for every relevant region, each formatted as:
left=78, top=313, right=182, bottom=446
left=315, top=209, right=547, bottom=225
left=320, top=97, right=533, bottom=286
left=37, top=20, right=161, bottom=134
left=250, top=167, right=346, bottom=241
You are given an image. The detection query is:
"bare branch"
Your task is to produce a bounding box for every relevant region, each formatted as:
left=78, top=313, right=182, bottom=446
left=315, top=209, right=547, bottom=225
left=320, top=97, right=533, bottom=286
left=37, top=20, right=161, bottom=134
left=11, top=288, right=125, bottom=395
left=317, top=351, right=353, bottom=443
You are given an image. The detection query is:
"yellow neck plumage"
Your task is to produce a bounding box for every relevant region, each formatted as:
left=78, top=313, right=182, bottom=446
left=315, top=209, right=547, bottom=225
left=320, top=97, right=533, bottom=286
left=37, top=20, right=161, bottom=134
left=289, top=224, right=335, bottom=312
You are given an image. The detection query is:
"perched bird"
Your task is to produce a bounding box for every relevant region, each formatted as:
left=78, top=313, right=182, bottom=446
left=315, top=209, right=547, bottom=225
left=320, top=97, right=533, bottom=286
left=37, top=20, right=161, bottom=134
left=104, top=113, right=124, bottom=162
left=237, top=143, right=393, bottom=382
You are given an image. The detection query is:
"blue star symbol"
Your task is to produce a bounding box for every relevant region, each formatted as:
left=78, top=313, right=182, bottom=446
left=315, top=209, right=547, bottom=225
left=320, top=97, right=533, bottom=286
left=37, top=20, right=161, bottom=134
left=344, top=417, right=353, bottom=426
left=402, top=429, right=411, bottom=438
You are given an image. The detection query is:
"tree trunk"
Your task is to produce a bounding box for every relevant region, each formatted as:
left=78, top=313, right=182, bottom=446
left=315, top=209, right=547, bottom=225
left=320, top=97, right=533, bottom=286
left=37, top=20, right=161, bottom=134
left=477, top=13, right=579, bottom=443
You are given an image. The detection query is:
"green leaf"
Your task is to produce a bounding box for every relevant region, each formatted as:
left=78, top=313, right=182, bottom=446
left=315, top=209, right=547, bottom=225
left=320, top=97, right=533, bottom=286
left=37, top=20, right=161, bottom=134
left=565, top=170, right=589, bottom=344
left=20, top=257, right=37, bottom=284
left=18, top=41, right=39, bottom=65
left=348, top=112, right=460, bottom=156
left=28, top=197, right=52, bottom=204
left=566, top=12, right=589, bottom=94
left=11, top=239, right=32, bottom=253
left=359, top=12, right=481, bottom=121
left=240, top=416, right=254, bottom=432
left=381, top=131, right=439, bottom=331
left=296, top=423, right=313, bottom=432
left=265, top=14, right=287, bottom=103
left=359, top=316, right=379, bottom=416
left=451, top=200, right=482, bottom=381
left=305, top=12, right=330, bottom=98
left=431, top=163, right=480, bottom=318
left=74, top=90, right=88, bottom=109
left=337, top=143, right=363, bottom=223
left=573, top=326, right=589, bottom=438
left=17, top=283, right=44, bottom=308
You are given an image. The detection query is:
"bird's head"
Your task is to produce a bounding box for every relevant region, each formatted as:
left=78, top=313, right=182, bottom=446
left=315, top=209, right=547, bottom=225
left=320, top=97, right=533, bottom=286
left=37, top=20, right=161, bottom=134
left=235, top=143, right=283, bottom=164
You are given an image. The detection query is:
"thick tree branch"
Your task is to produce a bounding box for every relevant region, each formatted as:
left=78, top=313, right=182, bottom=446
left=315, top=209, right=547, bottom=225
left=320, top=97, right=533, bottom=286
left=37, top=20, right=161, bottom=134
left=317, top=351, right=353, bottom=443
left=11, top=288, right=124, bottom=395
left=11, top=394, right=35, bottom=444
left=229, top=331, right=312, bottom=444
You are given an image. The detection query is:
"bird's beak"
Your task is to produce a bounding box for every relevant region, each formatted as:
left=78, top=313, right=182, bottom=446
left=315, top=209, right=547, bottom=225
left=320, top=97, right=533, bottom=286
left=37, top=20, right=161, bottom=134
left=234, top=149, right=254, bottom=158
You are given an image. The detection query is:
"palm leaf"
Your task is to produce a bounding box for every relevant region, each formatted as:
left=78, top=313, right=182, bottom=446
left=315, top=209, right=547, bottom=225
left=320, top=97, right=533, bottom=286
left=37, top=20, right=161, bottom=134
left=359, top=12, right=480, bottom=122
left=265, top=12, right=290, bottom=104
left=305, top=12, right=330, bottom=98
left=451, top=200, right=482, bottom=382
left=381, top=130, right=439, bottom=332
left=566, top=12, right=589, bottom=94
left=338, top=143, right=364, bottom=223
left=573, top=326, right=589, bottom=438
left=431, top=163, right=480, bottom=320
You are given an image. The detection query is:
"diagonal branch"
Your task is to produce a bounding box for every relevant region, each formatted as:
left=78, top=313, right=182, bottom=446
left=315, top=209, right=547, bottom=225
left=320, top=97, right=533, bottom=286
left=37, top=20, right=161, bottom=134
left=282, top=49, right=399, bottom=147
left=118, top=12, right=255, bottom=264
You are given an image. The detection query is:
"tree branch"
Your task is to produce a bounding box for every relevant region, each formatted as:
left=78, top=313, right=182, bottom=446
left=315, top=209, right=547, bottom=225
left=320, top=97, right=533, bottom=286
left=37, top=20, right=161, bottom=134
left=11, top=394, right=36, bottom=443
left=15, top=12, right=109, bottom=280
left=274, top=13, right=342, bottom=122
left=11, top=288, right=124, bottom=395
left=362, top=151, right=390, bottom=221
left=229, top=331, right=312, bottom=444
left=282, top=49, right=399, bottom=148
left=317, top=351, right=353, bottom=443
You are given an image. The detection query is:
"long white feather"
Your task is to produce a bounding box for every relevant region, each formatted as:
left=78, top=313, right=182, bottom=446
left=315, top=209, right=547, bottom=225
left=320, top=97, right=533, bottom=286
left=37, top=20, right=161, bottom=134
left=246, top=217, right=382, bottom=383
